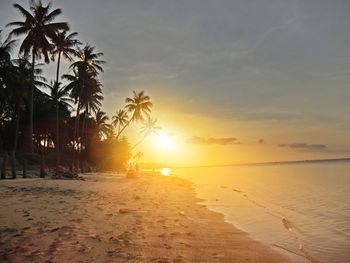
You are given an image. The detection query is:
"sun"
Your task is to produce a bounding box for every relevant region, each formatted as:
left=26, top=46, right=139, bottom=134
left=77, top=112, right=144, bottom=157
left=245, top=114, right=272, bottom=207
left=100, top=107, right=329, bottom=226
left=158, top=134, right=173, bottom=149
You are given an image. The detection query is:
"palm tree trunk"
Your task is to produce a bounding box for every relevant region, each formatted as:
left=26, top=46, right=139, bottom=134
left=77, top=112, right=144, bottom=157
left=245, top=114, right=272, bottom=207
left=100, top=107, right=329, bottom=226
left=1, top=153, right=7, bottom=179
left=80, top=109, right=87, bottom=173
left=10, top=111, right=20, bottom=179
left=118, top=124, right=121, bottom=137
left=10, top=151, right=16, bottom=179
left=131, top=135, right=147, bottom=151
left=55, top=52, right=62, bottom=175
left=40, top=153, right=45, bottom=178
left=40, top=141, right=45, bottom=178
left=72, top=101, right=81, bottom=171
left=55, top=99, right=59, bottom=175
left=29, top=52, right=35, bottom=153
left=22, top=156, right=27, bottom=178
left=116, top=118, right=132, bottom=140
left=56, top=51, right=61, bottom=83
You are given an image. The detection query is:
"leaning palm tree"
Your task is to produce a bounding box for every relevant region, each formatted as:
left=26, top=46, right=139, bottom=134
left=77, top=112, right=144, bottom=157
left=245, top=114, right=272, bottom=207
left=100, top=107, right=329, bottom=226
left=131, top=117, right=161, bottom=150
left=116, top=90, right=153, bottom=139
left=51, top=30, right=81, bottom=83
left=112, top=109, right=128, bottom=136
left=47, top=81, right=73, bottom=174
left=7, top=1, right=69, bottom=153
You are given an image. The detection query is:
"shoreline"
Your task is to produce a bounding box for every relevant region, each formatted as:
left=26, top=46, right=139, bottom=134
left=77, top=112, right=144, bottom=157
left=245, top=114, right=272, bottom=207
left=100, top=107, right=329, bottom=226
left=172, top=172, right=310, bottom=263
left=1, top=172, right=291, bottom=262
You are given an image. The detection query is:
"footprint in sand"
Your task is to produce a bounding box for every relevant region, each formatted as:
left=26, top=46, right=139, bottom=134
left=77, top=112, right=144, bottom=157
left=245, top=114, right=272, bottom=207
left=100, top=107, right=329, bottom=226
left=158, top=233, right=167, bottom=238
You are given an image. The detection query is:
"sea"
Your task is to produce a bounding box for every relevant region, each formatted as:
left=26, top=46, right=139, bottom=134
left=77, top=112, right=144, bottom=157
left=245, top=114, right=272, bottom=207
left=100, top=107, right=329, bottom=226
left=173, top=161, right=350, bottom=263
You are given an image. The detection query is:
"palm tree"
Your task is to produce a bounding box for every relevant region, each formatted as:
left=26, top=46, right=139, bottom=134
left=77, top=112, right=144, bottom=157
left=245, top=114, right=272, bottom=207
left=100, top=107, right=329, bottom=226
left=69, top=45, right=105, bottom=166
left=131, top=117, right=161, bottom=150
left=70, top=44, right=105, bottom=76
left=51, top=30, right=81, bottom=83
left=0, top=30, right=16, bottom=63
left=0, top=33, right=17, bottom=179
left=7, top=0, right=69, bottom=153
left=80, top=77, right=103, bottom=116
left=80, top=76, right=103, bottom=156
left=134, top=151, right=144, bottom=162
left=1, top=55, right=46, bottom=178
left=94, top=109, right=112, bottom=140
left=64, top=69, right=104, bottom=171
left=112, top=109, right=128, bottom=136
left=116, top=90, right=153, bottom=139
left=0, top=31, right=16, bottom=179
left=47, top=81, right=73, bottom=174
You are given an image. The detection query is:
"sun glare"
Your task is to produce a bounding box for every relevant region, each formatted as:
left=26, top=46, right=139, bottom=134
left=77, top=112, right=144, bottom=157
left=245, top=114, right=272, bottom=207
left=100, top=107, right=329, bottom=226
left=161, top=168, right=170, bottom=176
left=158, top=134, right=173, bottom=149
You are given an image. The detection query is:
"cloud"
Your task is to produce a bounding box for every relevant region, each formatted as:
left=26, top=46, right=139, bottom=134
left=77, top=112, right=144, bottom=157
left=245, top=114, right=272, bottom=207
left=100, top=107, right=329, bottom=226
left=278, top=143, right=327, bottom=151
left=186, top=136, right=238, bottom=146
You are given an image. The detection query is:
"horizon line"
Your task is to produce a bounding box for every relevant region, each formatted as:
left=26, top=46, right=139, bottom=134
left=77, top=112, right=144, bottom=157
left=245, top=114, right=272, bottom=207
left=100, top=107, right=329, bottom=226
left=144, top=157, right=350, bottom=169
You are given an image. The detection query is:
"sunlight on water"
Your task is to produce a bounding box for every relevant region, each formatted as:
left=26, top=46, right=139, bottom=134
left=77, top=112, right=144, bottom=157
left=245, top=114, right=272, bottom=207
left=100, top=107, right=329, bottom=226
left=161, top=168, right=170, bottom=176
left=177, top=162, right=350, bottom=263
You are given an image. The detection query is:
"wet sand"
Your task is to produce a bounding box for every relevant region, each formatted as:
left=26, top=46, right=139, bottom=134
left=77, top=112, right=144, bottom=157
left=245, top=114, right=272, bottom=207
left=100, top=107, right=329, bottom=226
left=0, top=172, right=290, bottom=262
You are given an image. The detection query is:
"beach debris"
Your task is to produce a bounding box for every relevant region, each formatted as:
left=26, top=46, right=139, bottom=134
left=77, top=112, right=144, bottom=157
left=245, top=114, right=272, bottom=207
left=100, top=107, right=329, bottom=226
left=50, top=227, right=60, bottom=232
left=51, top=167, right=84, bottom=180
left=282, top=217, right=293, bottom=232
left=88, top=234, right=101, bottom=241
left=134, top=195, right=141, bottom=200
left=179, top=211, right=185, bottom=216
left=163, top=243, right=172, bottom=249
left=119, top=208, right=131, bottom=214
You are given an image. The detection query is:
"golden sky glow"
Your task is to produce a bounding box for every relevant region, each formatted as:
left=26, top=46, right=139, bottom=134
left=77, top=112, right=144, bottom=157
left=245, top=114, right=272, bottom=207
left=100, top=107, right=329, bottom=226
left=122, top=101, right=349, bottom=167
left=2, top=1, right=348, bottom=167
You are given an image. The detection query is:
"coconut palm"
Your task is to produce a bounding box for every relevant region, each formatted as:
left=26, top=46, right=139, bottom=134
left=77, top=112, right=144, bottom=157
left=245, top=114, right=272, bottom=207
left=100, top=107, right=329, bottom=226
left=47, top=80, right=73, bottom=174
left=69, top=45, right=105, bottom=152
left=131, top=117, right=161, bottom=150
left=51, top=30, right=81, bottom=83
left=112, top=109, right=128, bottom=136
left=0, top=30, right=16, bottom=63
left=80, top=77, right=103, bottom=116
left=1, top=55, right=46, bottom=178
left=70, top=44, right=105, bottom=76
left=64, top=66, right=104, bottom=170
left=0, top=31, right=16, bottom=179
left=7, top=0, right=69, bottom=153
left=116, top=90, right=153, bottom=139
left=134, top=151, right=144, bottom=162
left=94, top=109, right=112, bottom=140
left=80, top=76, right=103, bottom=151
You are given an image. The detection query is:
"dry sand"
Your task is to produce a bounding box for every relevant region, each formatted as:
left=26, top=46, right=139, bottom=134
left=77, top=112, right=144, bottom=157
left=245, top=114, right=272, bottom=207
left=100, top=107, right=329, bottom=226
left=0, top=172, right=290, bottom=262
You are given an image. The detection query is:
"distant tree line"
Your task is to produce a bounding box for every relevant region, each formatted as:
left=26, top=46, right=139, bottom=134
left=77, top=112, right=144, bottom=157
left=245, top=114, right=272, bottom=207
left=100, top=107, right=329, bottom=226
left=0, top=0, right=160, bottom=179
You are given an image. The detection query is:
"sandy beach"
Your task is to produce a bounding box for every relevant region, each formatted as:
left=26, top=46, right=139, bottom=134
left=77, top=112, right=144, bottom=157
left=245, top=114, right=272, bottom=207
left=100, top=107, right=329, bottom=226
left=0, top=172, right=290, bottom=263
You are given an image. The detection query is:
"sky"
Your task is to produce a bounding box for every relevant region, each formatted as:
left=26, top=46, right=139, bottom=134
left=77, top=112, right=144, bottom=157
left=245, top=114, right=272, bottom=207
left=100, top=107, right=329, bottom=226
left=1, top=0, right=350, bottom=166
